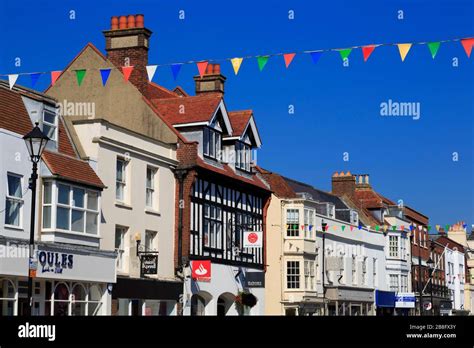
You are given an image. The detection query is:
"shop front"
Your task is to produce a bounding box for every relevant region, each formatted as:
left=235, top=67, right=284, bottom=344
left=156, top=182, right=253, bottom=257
left=375, top=290, right=396, bottom=316
left=325, top=286, right=375, bottom=316
left=0, top=239, right=116, bottom=316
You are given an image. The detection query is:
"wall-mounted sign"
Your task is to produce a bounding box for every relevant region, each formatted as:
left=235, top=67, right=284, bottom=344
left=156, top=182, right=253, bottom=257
left=141, top=255, right=158, bottom=275
left=38, top=251, right=74, bottom=275
left=395, top=292, right=416, bottom=308
left=192, top=260, right=211, bottom=282
left=244, top=272, right=265, bottom=288
left=243, top=231, right=263, bottom=248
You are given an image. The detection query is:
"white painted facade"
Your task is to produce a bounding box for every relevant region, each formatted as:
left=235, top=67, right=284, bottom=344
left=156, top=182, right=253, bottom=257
left=444, top=245, right=465, bottom=311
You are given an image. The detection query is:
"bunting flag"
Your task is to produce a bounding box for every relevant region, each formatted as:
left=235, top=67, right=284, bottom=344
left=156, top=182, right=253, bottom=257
left=197, top=61, right=209, bottom=77
left=392, top=226, right=397, bottom=231
left=8, top=74, right=18, bottom=90
left=362, top=45, right=376, bottom=62
left=428, top=42, right=441, bottom=59
left=397, top=43, right=412, bottom=62
left=75, top=69, right=86, bottom=86
left=332, top=225, right=337, bottom=231
left=301, top=225, right=305, bottom=231
left=445, top=224, right=450, bottom=231
left=463, top=223, right=468, bottom=229
left=309, top=51, right=323, bottom=64
left=51, top=71, right=62, bottom=86
left=171, top=64, right=182, bottom=80
left=30, top=73, right=41, bottom=88
left=409, top=225, right=414, bottom=231
left=358, top=225, right=362, bottom=230
left=400, top=226, right=405, bottom=231
left=146, top=65, right=158, bottom=81
left=341, top=225, right=346, bottom=231
left=375, top=225, right=380, bottom=231
left=339, top=48, right=352, bottom=61
left=461, top=38, right=474, bottom=57
left=383, top=225, right=388, bottom=232
left=257, top=56, right=269, bottom=71
left=122, top=66, right=134, bottom=82
left=230, top=58, right=243, bottom=75
left=309, top=225, right=313, bottom=231
left=325, top=225, right=329, bottom=231
left=100, top=68, right=111, bottom=86
left=283, top=53, right=296, bottom=68
left=350, top=226, right=354, bottom=231
left=436, top=225, right=441, bottom=232
left=427, top=225, right=432, bottom=231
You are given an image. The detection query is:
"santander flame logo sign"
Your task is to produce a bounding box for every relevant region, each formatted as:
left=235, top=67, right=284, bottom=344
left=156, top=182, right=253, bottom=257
left=192, top=260, right=211, bottom=282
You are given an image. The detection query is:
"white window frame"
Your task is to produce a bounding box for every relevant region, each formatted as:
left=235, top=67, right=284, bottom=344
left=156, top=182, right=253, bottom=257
left=146, top=166, right=158, bottom=210
left=203, top=127, right=222, bottom=160
left=42, top=108, right=57, bottom=141
left=115, top=226, right=128, bottom=272
left=145, top=230, right=157, bottom=252
left=286, top=260, right=300, bottom=289
left=373, top=258, right=378, bottom=287
left=304, top=260, right=315, bottom=291
left=4, top=173, right=24, bottom=228
left=350, top=210, right=359, bottom=225
left=286, top=209, right=300, bottom=237
left=389, top=235, right=399, bottom=258
left=327, top=204, right=335, bottom=219
left=235, top=141, right=251, bottom=172
left=116, top=157, right=128, bottom=202
left=389, top=274, right=399, bottom=292
left=304, top=209, right=315, bottom=239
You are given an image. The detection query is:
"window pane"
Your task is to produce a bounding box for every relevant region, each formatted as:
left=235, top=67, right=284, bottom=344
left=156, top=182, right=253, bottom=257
left=146, top=168, right=154, bottom=188
left=5, top=200, right=20, bottom=226
left=116, top=160, right=124, bottom=182
left=58, top=184, right=70, bottom=205
left=44, top=110, right=56, bottom=124
left=43, top=124, right=55, bottom=139
left=42, top=206, right=51, bottom=228
left=57, top=207, right=70, bottom=230
left=87, top=191, right=98, bottom=211
left=72, top=210, right=85, bottom=232
left=146, top=190, right=153, bottom=207
left=203, top=128, right=209, bottom=155
left=86, top=212, right=98, bottom=234
left=72, top=188, right=85, bottom=208
left=7, top=175, right=22, bottom=198
left=116, top=183, right=124, bottom=201
left=115, top=229, right=123, bottom=249
left=43, top=182, right=52, bottom=204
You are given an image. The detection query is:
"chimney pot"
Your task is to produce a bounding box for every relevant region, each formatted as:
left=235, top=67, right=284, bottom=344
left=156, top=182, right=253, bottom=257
left=111, top=16, right=119, bottom=30
left=365, top=175, right=369, bottom=184
left=119, top=16, right=127, bottom=29
left=136, top=14, right=144, bottom=28
left=127, top=15, right=136, bottom=28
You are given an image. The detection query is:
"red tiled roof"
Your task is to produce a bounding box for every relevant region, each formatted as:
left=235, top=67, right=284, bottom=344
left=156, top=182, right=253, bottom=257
left=403, top=205, right=429, bottom=225
left=42, top=151, right=104, bottom=188
left=57, top=119, right=77, bottom=157
left=151, top=94, right=222, bottom=126
left=0, top=86, right=34, bottom=136
left=354, top=189, right=383, bottom=209
left=228, top=110, right=252, bottom=136
left=147, top=81, right=180, bottom=99
left=255, top=167, right=297, bottom=198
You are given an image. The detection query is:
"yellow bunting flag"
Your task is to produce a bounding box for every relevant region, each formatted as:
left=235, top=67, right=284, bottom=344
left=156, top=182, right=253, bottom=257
left=231, top=58, right=243, bottom=75
left=397, top=43, right=412, bottom=62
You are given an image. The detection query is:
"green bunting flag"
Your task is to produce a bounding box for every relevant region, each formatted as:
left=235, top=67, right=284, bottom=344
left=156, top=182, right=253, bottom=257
left=427, top=225, right=432, bottom=231
left=75, top=69, right=86, bottom=86
left=257, top=56, right=269, bottom=71
left=375, top=225, right=380, bottom=231
left=341, top=225, right=346, bottom=231
left=339, top=48, right=352, bottom=61
left=392, top=226, right=397, bottom=231
left=428, top=42, right=440, bottom=59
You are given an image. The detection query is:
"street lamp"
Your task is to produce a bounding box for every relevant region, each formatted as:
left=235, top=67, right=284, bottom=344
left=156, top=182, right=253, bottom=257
left=23, top=122, right=49, bottom=316
left=321, top=220, right=327, bottom=315
left=427, top=256, right=435, bottom=316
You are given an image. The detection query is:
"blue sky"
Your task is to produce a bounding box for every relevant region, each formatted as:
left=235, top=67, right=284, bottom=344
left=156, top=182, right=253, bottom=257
left=1, top=0, right=473, bottom=228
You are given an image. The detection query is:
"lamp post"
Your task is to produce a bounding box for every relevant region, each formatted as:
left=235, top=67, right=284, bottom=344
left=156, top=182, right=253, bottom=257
left=427, top=256, right=434, bottom=316
left=23, top=122, right=49, bottom=316
left=321, top=220, right=327, bottom=316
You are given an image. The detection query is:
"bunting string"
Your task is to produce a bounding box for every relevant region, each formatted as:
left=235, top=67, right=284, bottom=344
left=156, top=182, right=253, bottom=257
left=1, top=36, right=473, bottom=89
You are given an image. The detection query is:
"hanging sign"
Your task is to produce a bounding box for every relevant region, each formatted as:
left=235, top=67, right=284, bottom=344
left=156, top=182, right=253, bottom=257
left=243, top=231, right=263, bottom=248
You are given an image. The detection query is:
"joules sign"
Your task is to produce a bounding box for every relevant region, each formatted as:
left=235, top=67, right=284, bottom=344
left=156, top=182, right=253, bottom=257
left=38, top=251, right=74, bottom=274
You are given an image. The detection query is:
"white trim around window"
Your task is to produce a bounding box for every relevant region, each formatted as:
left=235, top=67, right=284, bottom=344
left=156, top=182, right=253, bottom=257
left=4, top=173, right=24, bottom=229
left=145, top=166, right=158, bottom=211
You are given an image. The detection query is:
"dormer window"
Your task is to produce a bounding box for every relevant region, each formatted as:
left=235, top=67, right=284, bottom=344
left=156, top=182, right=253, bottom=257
left=235, top=141, right=251, bottom=172
left=42, top=109, right=57, bottom=141
left=350, top=210, right=359, bottom=225
left=327, top=203, right=335, bottom=219
left=203, top=127, right=221, bottom=160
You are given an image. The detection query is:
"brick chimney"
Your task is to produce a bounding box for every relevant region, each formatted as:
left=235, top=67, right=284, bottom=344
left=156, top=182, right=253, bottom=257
left=194, top=63, right=226, bottom=95
left=331, top=171, right=356, bottom=198
left=103, top=15, right=151, bottom=96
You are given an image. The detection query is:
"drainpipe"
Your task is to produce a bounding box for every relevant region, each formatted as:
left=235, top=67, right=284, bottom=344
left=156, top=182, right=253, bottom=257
left=322, top=220, right=327, bottom=315
left=174, top=169, right=188, bottom=272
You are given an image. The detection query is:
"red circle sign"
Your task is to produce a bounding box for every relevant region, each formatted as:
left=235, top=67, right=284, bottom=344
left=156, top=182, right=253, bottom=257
left=248, top=232, right=259, bottom=244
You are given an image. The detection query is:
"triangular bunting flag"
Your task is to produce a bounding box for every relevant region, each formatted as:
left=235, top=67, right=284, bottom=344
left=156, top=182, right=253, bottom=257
left=309, top=51, right=323, bottom=64
left=400, top=225, right=405, bottom=231
left=427, top=225, right=432, bottom=231
left=461, top=38, right=474, bottom=58
left=463, top=223, right=467, bottom=229
left=375, top=225, right=380, bottom=231
left=409, top=225, right=414, bottom=231
left=146, top=65, right=158, bottom=81
left=418, top=225, right=422, bottom=231
left=309, top=225, right=313, bottom=231
left=51, top=71, right=62, bottom=86
left=445, top=224, right=450, bottom=231
left=75, top=69, right=86, bottom=86
left=358, top=225, right=362, bottom=230
left=301, top=225, right=305, bottom=231
left=257, top=56, right=269, bottom=71
left=350, top=226, right=354, bottom=231
left=122, top=66, right=134, bottom=82
left=283, top=53, right=296, bottom=68
left=428, top=42, right=440, bottom=59
left=100, top=69, right=111, bottom=86
left=30, top=73, right=41, bottom=88
left=392, top=226, right=397, bottom=231
left=397, top=43, right=412, bottom=62
left=341, top=225, right=346, bottom=231
left=171, top=64, right=182, bottom=80
left=8, top=74, right=18, bottom=90
left=383, top=225, right=388, bottom=232
left=436, top=225, right=440, bottom=232
left=362, top=45, right=376, bottom=62
left=325, top=225, right=329, bottom=231
left=197, top=61, right=209, bottom=77
left=333, top=225, right=337, bottom=231
left=339, top=48, right=352, bottom=61
left=230, top=58, right=243, bottom=75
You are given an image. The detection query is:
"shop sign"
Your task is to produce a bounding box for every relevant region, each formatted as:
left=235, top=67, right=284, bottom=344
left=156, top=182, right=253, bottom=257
left=141, top=255, right=158, bottom=275
left=244, top=272, right=265, bottom=288
left=38, top=251, right=74, bottom=274
left=395, top=292, right=416, bottom=308
left=243, top=231, right=263, bottom=248
left=191, top=260, right=211, bottom=282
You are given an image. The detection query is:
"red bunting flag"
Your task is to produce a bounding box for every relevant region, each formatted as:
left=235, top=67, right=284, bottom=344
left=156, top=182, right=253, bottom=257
left=51, top=71, right=62, bottom=86
left=283, top=53, right=296, bottom=68
left=362, top=45, right=376, bottom=62
left=197, top=61, right=209, bottom=77
left=350, top=226, right=354, bottom=231
left=461, top=38, right=474, bottom=58
left=122, top=66, right=134, bottom=82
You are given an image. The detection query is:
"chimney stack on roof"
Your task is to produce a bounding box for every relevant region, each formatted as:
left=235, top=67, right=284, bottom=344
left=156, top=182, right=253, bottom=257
left=331, top=171, right=356, bottom=198
left=104, top=14, right=151, bottom=97
left=194, top=63, right=226, bottom=95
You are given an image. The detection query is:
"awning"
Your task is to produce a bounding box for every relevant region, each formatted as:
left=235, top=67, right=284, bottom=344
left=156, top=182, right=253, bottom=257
left=375, top=290, right=396, bottom=308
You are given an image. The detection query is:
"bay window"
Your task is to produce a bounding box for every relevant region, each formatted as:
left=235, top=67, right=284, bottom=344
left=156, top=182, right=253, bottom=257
left=42, top=181, right=100, bottom=235
left=286, top=261, right=300, bottom=289
left=286, top=209, right=299, bottom=237
left=5, top=173, right=23, bottom=227
left=203, top=127, right=221, bottom=160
